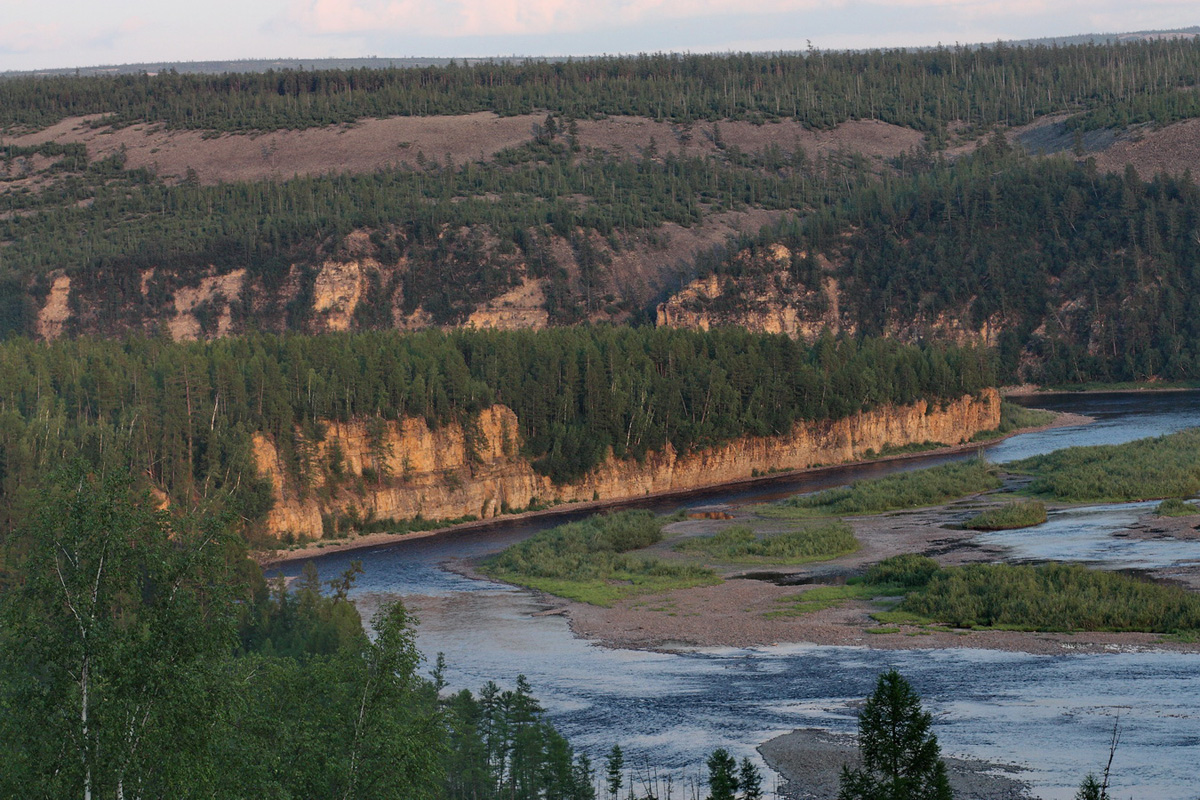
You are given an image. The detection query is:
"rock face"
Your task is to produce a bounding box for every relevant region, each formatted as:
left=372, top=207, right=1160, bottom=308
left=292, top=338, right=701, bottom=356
left=656, top=243, right=1002, bottom=347
left=36, top=274, right=72, bottom=339
left=252, top=389, right=1000, bottom=540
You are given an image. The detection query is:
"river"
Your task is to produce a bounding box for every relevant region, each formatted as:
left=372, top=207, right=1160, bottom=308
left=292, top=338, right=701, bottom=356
left=277, top=391, right=1200, bottom=800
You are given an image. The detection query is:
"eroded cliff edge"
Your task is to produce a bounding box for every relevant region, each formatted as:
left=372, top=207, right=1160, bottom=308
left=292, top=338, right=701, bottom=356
left=252, top=389, right=1000, bottom=541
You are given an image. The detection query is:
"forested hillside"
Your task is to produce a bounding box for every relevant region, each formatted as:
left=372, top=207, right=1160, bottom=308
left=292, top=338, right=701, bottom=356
left=0, top=327, right=992, bottom=536
left=5, top=40, right=1200, bottom=134
left=4, top=40, right=1200, bottom=382
left=668, top=139, right=1200, bottom=384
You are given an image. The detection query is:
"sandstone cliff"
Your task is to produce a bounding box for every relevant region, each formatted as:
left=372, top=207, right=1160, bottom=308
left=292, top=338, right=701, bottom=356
left=252, top=389, right=1000, bottom=541
left=656, top=243, right=1004, bottom=347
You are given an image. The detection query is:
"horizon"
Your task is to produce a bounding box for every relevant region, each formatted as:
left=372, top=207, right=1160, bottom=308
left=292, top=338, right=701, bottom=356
left=3, top=1, right=1198, bottom=74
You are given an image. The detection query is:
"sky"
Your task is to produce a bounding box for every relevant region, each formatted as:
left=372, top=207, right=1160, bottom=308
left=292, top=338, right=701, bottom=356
left=1, top=0, right=1197, bottom=72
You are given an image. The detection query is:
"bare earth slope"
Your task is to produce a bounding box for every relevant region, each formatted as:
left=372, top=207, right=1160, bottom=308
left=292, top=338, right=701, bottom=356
left=9, top=114, right=923, bottom=185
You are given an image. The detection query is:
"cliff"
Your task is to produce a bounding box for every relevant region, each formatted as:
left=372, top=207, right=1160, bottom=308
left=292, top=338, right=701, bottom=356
left=251, top=389, right=1000, bottom=541
left=656, top=243, right=1003, bottom=347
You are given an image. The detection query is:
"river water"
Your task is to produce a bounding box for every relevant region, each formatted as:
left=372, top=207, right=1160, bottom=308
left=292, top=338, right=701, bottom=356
left=279, top=391, right=1200, bottom=799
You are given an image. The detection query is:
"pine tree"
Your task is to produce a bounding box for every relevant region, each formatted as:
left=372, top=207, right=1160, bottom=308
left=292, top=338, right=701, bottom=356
left=837, top=670, right=953, bottom=800
left=706, top=748, right=739, bottom=800
left=739, top=757, right=764, bottom=800
left=606, top=744, right=624, bottom=799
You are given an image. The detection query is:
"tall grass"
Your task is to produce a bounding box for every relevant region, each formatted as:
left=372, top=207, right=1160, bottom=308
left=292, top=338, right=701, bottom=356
left=1012, top=429, right=1200, bottom=502
left=864, top=554, right=941, bottom=588
left=760, top=460, right=1002, bottom=518
left=962, top=500, right=1047, bottom=530
left=1156, top=498, right=1200, bottom=517
left=675, top=522, right=858, bottom=564
left=972, top=401, right=1057, bottom=442
left=899, top=562, right=1200, bottom=633
left=483, top=510, right=718, bottom=606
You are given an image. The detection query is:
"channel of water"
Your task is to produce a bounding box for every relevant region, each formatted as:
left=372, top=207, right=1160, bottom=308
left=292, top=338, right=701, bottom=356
left=278, top=391, right=1200, bottom=799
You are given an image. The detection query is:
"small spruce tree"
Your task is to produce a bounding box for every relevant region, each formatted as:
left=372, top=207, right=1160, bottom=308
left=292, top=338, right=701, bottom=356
left=706, top=748, right=739, bottom=800
left=739, top=757, right=764, bottom=800
left=606, top=744, right=624, bottom=800
left=837, top=670, right=953, bottom=800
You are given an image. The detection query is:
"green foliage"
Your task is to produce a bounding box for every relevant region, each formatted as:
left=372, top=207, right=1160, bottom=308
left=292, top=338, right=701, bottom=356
left=706, top=748, right=739, bottom=800
left=1075, top=774, right=1106, bottom=800
left=709, top=148, right=1200, bottom=385
left=0, top=468, right=600, bottom=800
left=838, top=670, right=952, bottom=800
left=483, top=510, right=718, bottom=606
left=998, top=402, right=1057, bottom=432
left=767, top=583, right=907, bottom=618
left=0, top=466, right=236, bottom=798
left=739, top=758, right=764, bottom=800
left=765, top=460, right=1001, bottom=518
left=5, top=42, right=1200, bottom=133
left=1012, top=429, right=1200, bottom=502
left=0, top=328, right=993, bottom=535
left=0, top=139, right=851, bottom=326
left=900, top=562, right=1200, bottom=633
left=1155, top=497, right=1199, bottom=517
left=864, top=554, right=941, bottom=589
left=962, top=500, right=1047, bottom=530
left=606, top=744, right=624, bottom=799
left=674, top=522, right=859, bottom=564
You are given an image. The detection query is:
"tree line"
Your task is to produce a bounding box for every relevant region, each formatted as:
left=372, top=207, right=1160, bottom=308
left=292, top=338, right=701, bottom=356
left=4, top=40, right=1200, bottom=135
left=0, top=327, right=995, bottom=535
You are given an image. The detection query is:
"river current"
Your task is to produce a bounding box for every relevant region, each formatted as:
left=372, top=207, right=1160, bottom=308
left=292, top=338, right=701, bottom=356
left=278, top=391, right=1200, bottom=799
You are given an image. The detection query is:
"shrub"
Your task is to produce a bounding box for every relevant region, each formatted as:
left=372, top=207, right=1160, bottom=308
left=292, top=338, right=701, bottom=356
left=962, top=500, right=1047, bottom=530
left=864, top=555, right=941, bottom=588
left=1155, top=497, right=1199, bottom=517
left=675, top=522, right=858, bottom=563
left=901, top=562, right=1200, bottom=633
left=763, top=460, right=1001, bottom=518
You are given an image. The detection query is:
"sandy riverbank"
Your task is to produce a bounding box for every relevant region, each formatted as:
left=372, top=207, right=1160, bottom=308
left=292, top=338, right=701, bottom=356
left=759, top=728, right=1032, bottom=800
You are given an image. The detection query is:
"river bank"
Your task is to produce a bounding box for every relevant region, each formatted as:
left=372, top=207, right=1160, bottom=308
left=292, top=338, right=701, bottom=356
left=759, top=728, right=1033, bottom=800
left=256, top=403, right=1081, bottom=568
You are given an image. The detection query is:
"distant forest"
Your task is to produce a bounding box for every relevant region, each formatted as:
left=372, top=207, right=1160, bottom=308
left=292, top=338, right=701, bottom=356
left=0, top=327, right=993, bottom=533
left=705, top=139, right=1200, bottom=384
left=4, top=40, right=1200, bottom=386
left=4, top=40, right=1200, bottom=134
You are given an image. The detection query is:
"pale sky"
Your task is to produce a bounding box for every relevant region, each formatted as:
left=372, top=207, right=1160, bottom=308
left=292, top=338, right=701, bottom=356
left=1, top=0, right=1197, bottom=72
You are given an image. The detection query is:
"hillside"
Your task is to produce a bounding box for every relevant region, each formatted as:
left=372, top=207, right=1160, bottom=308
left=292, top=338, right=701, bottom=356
left=3, top=42, right=1200, bottom=382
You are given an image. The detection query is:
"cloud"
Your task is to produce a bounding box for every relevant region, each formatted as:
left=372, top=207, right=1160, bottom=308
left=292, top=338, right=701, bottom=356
left=285, top=0, right=837, bottom=38
left=281, top=0, right=1200, bottom=44
left=0, top=22, right=63, bottom=55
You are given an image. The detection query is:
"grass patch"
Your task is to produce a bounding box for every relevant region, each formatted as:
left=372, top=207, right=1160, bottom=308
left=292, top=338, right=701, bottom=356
left=1156, top=497, right=1199, bottom=517
left=674, top=522, right=859, bottom=564
left=760, top=460, right=1002, bottom=519
left=870, top=609, right=933, bottom=626
left=482, top=510, right=719, bottom=606
left=872, top=441, right=948, bottom=457
left=899, top=562, right=1200, bottom=634
left=1011, top=429, right=1200, bottom=502
left=864, top=554, right=941, bottom=588
left=767, top=582, right=908, bottom=618
left=866, top=627, right=901, bottom=635
left=971, top=401, right=1058, bottom=442
left=1039, top=380, right=1200, bottom=392
left=962, top=500, right=1047, bottom=530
